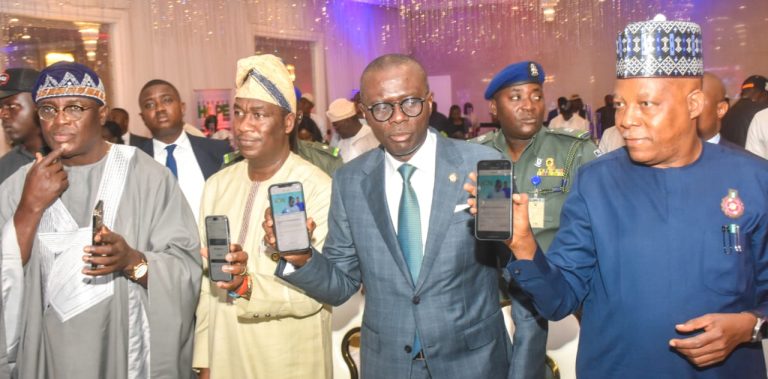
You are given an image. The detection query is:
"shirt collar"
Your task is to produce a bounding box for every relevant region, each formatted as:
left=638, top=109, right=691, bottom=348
left=153, top=130, right=191, bottom=152
left=384, top=129, right=437, bottom=177
left=706, top=133, right=721, bottom=144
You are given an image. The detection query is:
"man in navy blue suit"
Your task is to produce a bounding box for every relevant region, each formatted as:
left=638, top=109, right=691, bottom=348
left=133, top=79, right=231, bottom=221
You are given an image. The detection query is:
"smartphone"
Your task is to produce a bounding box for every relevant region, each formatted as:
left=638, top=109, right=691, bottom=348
left=91, top=200, right=104, bottom=269
left=268, top=182, right=311, bottom=254
left=205, top=215, right=233, bottom=282
left=475, top=160, right=514, bottom=240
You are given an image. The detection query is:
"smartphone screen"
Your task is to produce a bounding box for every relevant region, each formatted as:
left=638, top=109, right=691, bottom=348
left=475, top=160, right=513, bottom=240
left=269, top=182, right=311, bottom=254
left=205, top=215, right=233, bottom=282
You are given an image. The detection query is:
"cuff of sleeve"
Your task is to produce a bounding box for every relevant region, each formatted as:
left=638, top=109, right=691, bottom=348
left=282, top=261, right=298, bottom=276
left=275, top=247, right=318, bottom=279
left=2, top=218, right=23, bottom=358
left=505, top=247, right=549, bottom=282
left=192, top=346, right=209, bottom=369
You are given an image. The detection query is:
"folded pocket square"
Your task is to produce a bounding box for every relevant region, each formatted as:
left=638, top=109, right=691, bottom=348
left=454, top=204, right=470, bottom=213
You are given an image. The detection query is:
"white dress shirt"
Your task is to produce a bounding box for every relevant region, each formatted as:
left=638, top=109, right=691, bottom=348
left=337, top=124, right=381, bottom=163
left=152, top=131, right=206, bottom=221
left=706, top=133, right=721, bottom=144
left=283, top=130, right=436, bottom=275
left=384, top=130, right=437, bottom=253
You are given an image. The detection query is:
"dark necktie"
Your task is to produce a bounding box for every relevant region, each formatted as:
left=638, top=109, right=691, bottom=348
left=165, top=144, right=178, bottom=178
left=397, top=163, right=423, bottom=357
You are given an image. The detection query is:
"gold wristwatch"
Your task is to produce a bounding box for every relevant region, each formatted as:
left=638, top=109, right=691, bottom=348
left=125, top=257, right=148, bottom=281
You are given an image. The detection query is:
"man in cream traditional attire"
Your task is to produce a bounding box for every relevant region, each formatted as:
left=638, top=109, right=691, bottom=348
left=193, top=54, right=332, bottom=378
left=0, top=61, right=201, bottom=378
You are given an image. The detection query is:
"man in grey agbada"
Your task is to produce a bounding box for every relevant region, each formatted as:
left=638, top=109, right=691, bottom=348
left=0, top=62, right=201, bottom=378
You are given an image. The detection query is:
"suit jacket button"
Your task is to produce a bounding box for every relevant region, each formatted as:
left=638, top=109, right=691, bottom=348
left=404, top=345, right=412, bottom=353
left=412, top=295, right=420, bottom=304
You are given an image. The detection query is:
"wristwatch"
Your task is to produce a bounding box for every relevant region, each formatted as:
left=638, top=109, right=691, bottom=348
left=125, top=257, right=148, bottom=281
left=746, top=311, right=768, bottom=343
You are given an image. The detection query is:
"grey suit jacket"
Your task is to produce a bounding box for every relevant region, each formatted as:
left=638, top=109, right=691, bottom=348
left=277, top=134, right=513, bottom=378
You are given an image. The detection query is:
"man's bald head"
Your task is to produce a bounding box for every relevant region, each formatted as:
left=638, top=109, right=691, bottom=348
left=697, top=72, right=729, bottom=141
left=359, top=54, right=429, bottom=103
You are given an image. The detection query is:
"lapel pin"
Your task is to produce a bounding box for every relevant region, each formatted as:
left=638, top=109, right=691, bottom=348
left=721, top=188, right=744, bottom=219
left=449, top=173, right=457, bottom=183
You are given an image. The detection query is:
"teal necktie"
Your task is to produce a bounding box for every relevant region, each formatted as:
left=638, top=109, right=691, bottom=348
left=397, top=163, right=423, bottom=357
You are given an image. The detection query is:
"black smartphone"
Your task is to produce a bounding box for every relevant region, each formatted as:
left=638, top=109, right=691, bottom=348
left=91, top=200, right=104, bottom=269
left=475, top=160, right=514, bottom=240
left=205, top=215, right=233, bottom=282
left=268, top=182, right=311, bottom=254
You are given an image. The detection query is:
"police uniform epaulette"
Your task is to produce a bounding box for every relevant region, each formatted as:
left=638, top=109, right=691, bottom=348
left=221, top=151, right=244, bottom=169
left=468, top=130, right=497, bottom=145
left=545, top=127, right=591, bottom=140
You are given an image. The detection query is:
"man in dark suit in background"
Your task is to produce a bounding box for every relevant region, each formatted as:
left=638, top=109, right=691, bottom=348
left=268, top=54, right=513, bottom=379
left=720, top=75, right=768, bottom=147
left=133, top=79, right=231, bottom=221
left=697, top=72, right=734, bottom=148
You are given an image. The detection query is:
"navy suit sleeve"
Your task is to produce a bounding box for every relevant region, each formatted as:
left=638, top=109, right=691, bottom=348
left=752, top=208, right=768, bottom=317
left=505, top=170, right=597, bottom=320
left=275, top=176, right=361, bottom=306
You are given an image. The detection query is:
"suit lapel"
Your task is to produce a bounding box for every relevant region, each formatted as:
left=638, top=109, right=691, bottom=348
left=415, top=136, right=464, bottom=292
left=188, top=133, right=216, bottom=179
left=361, top=149, right=414, bottom=286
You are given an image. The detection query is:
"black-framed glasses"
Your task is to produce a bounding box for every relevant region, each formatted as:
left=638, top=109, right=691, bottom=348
left=364, top=94, right=428, bottom=122
left=37, top=104, right=94, bottom=122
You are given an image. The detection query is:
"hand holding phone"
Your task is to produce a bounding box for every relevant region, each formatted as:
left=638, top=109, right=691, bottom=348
left=205, top=215, right=234, bottom=282
left=475, top=160, right=514, bottom=240
left=268, top=182, right=311, bottom=254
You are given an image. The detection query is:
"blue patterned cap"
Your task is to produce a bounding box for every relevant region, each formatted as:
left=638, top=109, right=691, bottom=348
left=484, top=61, right=545, bottom=99
left=616, top=15, right=703, bottom=78
left=33, top=61, right=106, bottom=105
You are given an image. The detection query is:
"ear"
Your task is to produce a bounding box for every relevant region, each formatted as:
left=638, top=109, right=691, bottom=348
left=284, top=112, right=296, bottom=135
left=98, top=104, right=109, bottom=125
left=686, top=89, right=705, bottom=120
left=180, top=101, right=186, bottom=118
left=425, top=92, right=434, bottom=116
left=489, top=98, right=498, bottom=117
left=357, top=102, right=370, bottom=124
left=716, top=100, right=729, bottom=120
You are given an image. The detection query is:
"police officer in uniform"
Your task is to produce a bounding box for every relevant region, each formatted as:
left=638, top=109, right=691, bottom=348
left=471, top=60, right=597, bottom=379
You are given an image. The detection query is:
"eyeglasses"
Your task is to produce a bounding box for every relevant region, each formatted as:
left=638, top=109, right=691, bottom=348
left=37, top=104, right=94, bottom=122
left=364, top=94, right=428, bottom=122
